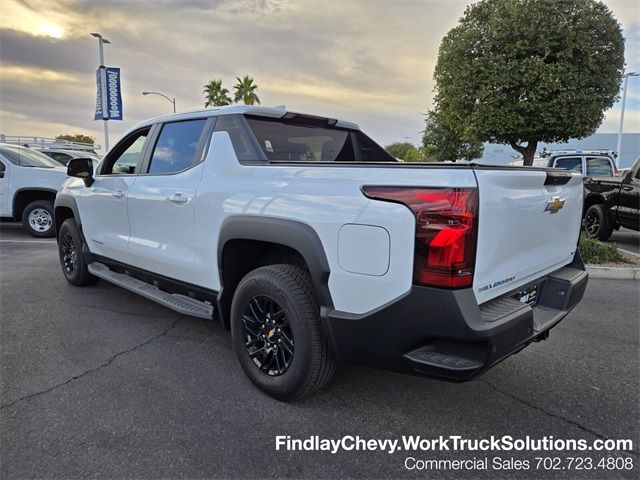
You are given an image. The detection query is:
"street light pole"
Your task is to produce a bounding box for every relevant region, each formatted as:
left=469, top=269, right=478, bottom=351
left=142, top=91, right=176, bottom=113
left=91, top=32, right=111, bottom=153
left=616, top=71, right=639, bottom=169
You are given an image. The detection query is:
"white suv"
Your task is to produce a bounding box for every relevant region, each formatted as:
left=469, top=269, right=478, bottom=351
left=0, top=143, right=68, bottom=237
left=55, top=106, right=588, bottom=400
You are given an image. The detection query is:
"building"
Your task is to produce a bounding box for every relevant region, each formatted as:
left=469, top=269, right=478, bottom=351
left=480, top=133, right=639, bottom=168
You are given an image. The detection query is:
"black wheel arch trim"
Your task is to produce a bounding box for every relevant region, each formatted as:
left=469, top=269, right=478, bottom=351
left=217, top=215, right=333, bottom=328
left=13, top=187, right=58, bottom=219
left=54, top=194, right=95, bottom=263
left=582, top=193, right=606, bottom=215
left=54, top=194, right=82, bottom=231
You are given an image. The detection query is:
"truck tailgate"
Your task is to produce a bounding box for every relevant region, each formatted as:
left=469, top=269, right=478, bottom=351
left=472, top=168, right=583, bottom=304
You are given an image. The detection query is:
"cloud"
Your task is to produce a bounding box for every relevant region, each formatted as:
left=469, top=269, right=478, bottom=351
left=0, top=0, right=638, bottom=149
left=0, top=29, right=94, bottom=73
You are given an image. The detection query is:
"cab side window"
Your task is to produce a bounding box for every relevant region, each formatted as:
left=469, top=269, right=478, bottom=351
left=102, top=128, right=150, bottom=175
left=147, top=119, right=206, bottom=174
left=0, top=160, right=5, bottom=178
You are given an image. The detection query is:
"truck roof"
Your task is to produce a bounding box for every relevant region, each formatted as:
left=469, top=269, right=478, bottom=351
left=133, top=105, right=361, bottom=131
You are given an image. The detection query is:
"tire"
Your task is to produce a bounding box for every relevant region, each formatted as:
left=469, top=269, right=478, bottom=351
left=230, top=264, right=337, bottom=401
left=583, top=204, right=613, bottom=241
left=57, top=218, right=98, bottom=286
left=21, top=200, right=55, bottom=238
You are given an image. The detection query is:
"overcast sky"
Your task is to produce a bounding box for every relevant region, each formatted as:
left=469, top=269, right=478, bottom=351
left=1, top=0, right=639, bottom=151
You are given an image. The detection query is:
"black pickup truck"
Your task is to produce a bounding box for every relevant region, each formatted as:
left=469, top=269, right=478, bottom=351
left=583, top=157, right=640, bottom=240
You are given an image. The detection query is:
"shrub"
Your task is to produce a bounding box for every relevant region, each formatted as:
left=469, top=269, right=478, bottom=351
left=579, top=237, right=630, bottom=265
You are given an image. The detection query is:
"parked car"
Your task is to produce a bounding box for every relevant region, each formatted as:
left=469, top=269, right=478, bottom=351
left=508, top=150, right=617, bottom=177
left=40, top=149, right=102, bottom=167
left=0, top=143, right=68, bottom=237
left=583, top=156, right=640, bottom=240
left=55, top=105, right=588, bottom=400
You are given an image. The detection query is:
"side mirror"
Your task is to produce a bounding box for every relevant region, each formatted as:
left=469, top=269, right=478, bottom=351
left=67, top=158, right=94, bottom=187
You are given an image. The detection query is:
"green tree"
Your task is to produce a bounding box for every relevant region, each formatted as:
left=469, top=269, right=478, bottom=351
left=55, top=134, right=95, bottom=145
left=203, top=79, right=232, bottom=107
left=385, top=141, right=425, bottom=162
left=422, top=108, right=484, bottom=161
left=233, top=75, right=261, bottom=105
left=431, top=0, right=624, bottom=165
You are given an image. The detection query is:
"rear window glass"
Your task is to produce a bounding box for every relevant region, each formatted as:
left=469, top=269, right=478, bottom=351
left=245, top=116, right=395, bottom=162
left=554, top=157, right=582, bottom=172
left=47, top=152, right=72, bottom=164
left=585, top=157, right=614, bottom=177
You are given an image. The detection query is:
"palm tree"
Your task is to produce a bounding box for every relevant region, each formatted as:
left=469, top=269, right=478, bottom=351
left=233, top=75, right=260, bottom=105
left=203, top=79, right=232, bottom=107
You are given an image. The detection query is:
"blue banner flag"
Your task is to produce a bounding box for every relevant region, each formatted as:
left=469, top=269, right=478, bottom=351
left=95, top=67, right=123, bottom=121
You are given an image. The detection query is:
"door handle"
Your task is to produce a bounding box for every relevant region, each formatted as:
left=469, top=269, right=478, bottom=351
left=168, top=192, right=189, bottom=204
left=112, top=190, right=126, bottom=199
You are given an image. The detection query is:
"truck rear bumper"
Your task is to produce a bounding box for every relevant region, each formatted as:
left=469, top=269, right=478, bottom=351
left=322, top=254, right=588, bottom=382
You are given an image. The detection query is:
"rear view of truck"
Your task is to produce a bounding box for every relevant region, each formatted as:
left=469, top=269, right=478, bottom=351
left=326, top=164, right=588, bottom=381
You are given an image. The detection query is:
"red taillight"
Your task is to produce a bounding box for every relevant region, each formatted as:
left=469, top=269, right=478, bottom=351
left=362, top=186, right=478, bottom=289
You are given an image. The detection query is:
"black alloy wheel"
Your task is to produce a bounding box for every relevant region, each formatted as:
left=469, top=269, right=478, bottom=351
left=242, top=295, right=294, bottom=376
left=584, top=209, right=600, bottom=237
left=61, top=232, right=77, bottom=274
left=583, top=204, right=613, bottom=240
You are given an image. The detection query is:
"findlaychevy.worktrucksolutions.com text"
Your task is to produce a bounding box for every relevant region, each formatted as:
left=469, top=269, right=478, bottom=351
left=275, top=435, right=634, bottom=455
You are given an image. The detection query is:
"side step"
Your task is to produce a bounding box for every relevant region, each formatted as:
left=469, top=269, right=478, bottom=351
left=404, top=346, right=483, bottom=372
left=88, top=262, right=214, bottom=319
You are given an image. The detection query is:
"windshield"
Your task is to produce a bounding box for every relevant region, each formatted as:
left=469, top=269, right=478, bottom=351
left=0, top=145, right=62, bottom=168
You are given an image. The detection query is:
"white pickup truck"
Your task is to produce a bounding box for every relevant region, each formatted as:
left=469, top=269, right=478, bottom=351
left=55, top=106, right=588, bottom=400
left=0, top=143, right=69, bottom=237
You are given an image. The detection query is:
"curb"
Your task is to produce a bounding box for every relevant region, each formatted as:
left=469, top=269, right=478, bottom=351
left=618, top=248, right=640, bottom=259
left=586, top=266, right=640, bottom=280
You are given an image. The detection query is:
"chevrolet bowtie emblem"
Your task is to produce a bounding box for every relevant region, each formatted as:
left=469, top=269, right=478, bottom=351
left=545, top=196, right=565, bottom=214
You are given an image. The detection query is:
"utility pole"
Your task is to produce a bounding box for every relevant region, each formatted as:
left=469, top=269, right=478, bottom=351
left=91, top=33, right=111, bottom=153
left=616, top=72, right=638, bottom=169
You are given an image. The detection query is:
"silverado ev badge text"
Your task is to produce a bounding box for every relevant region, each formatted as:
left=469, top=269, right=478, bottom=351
left=477, top=276, right=516, bottom=293
left=544, top=197, right=566, bottom=214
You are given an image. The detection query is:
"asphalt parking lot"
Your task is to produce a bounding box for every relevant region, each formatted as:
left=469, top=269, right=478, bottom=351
left=609, top=228, right=640, bottom=256
left=1, top=222, right=639, bottom=479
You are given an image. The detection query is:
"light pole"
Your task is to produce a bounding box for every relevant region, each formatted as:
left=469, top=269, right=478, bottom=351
left=142, top=91, right=176, bottom=113
left=91, top=32, right=111, bottom=152
left=616, top=71, right=639, bottom=169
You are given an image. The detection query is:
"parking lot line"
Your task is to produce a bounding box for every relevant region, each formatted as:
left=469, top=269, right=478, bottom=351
left=0, top=240, right=57, bottom=244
